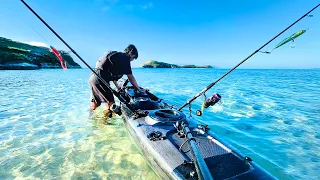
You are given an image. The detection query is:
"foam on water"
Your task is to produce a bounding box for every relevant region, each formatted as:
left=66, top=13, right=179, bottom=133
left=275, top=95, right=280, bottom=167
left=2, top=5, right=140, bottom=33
left=0, top=69, right=319, bottom=179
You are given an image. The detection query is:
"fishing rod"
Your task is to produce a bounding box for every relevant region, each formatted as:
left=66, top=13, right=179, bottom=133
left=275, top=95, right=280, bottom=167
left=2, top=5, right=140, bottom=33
left=20, top=0, right=136, bottom=113
left=178, top=3, right=320, bottom=111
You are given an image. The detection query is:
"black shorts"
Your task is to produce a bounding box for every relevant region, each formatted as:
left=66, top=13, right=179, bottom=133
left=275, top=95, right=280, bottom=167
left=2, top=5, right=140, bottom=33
left=89, top=78, right=114, bottom=104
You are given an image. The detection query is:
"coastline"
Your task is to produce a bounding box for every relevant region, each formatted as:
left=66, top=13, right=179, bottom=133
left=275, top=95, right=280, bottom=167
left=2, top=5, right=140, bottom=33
left=141, top=60, right=214, bottom=69
left=0, top=62, right=82, bottom=70
left=0, top=37, right=82, bottom=70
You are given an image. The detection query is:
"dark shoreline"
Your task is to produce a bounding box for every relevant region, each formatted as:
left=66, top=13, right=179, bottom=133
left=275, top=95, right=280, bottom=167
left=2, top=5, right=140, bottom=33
left=0, top=63, right=81, bottom=70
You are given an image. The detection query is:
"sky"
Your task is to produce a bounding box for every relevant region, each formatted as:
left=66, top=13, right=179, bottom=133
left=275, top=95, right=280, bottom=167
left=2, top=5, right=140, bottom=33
left=1, top=0, right=320, bottom=68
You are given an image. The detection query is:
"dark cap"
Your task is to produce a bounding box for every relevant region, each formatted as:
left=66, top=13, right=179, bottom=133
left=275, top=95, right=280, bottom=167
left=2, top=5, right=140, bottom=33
left=124, top=44, right=138, bottom=59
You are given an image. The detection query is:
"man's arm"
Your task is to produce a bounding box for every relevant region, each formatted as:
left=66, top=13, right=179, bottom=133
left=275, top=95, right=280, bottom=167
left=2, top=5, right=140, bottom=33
left=112, top=81, right=120, bottom=91
left=126, top=74, right=143, bottom=92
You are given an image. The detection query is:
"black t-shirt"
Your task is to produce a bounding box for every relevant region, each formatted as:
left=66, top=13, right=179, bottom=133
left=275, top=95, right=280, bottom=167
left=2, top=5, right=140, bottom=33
left=91, top=51, right=132, bottom=84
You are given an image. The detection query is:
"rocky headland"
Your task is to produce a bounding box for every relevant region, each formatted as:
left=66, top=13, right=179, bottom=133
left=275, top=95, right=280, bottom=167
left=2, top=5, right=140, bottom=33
left=0, top=37, right=81, bottom=70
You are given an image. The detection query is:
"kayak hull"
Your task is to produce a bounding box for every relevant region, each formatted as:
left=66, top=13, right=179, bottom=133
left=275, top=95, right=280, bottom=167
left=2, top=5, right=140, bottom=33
left=119, top=85, right=276, bottom=180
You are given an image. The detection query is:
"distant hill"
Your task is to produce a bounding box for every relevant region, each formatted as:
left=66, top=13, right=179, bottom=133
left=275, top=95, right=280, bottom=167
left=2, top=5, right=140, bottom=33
left=142, top=60, right=214, bottom=68
left=0, top=37, right=81, bottom=70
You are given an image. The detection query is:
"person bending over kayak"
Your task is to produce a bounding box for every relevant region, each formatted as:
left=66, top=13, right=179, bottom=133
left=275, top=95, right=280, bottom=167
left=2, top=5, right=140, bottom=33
left=89, top=44, right=144, bottom=117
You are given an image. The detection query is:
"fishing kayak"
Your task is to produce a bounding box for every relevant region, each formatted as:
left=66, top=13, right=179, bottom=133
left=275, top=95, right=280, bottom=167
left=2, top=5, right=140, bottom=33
left=116, top=80, right=276, bottom=180
left=19, top=1, right=317, bottom=178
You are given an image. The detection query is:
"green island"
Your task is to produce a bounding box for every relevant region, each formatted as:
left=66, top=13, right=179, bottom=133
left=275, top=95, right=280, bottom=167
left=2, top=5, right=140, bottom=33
left=142, top=60, right=214, bottom=68
left=0, top=37, right=81, bottom=70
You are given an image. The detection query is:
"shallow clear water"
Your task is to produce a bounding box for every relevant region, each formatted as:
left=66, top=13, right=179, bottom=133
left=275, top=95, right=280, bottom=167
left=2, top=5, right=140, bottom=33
left=0, top=68, right=319, bottom=179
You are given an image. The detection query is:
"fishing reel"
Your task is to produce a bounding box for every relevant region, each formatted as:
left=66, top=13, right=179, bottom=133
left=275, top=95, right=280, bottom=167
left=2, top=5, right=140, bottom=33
left=196, top=93, right=221, bottom=116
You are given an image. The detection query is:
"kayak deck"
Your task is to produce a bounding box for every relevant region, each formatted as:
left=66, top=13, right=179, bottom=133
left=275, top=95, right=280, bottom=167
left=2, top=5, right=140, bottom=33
left=119, top=85, right=276, bottom=179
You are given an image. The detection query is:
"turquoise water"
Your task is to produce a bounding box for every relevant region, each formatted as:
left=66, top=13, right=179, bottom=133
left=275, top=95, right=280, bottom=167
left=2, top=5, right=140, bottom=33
left=0, top=68, right=319, bottom=179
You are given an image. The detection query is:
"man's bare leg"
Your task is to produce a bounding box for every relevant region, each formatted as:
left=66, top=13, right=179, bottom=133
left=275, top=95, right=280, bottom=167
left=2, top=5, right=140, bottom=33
left=103, top=102, right=114, bottom=117
left=90, top=102, right=101, bottom=111
left=88, top=102, right=101, bottom=119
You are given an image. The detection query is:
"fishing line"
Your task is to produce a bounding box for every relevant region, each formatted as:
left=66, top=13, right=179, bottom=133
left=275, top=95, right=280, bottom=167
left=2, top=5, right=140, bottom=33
left=261, top=15, right=314, bottom=54
left=12, top=6, right=68, bottom=70
left=20, top=0, right=136, bottom=113
left=178, top=3, right=320, bottom=111
left=12, top=7, right=51, bottom=46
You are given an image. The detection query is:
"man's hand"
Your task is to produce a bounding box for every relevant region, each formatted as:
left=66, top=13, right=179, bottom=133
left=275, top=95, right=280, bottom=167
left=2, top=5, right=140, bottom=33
left=112, top=81, right=120, bottom=92
left=138, top=87, right=148, bottom=97
left=139, top=87, right=146, bottom=93
left=127, top=74, right=142, bottom=91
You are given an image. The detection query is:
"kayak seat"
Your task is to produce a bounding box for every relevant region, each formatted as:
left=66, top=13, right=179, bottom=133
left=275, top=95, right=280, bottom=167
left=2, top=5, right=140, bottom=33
left=146, top=109, right=186, bottom=125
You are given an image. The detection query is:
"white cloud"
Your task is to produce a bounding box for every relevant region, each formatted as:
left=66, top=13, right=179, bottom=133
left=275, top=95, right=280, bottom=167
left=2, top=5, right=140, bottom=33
left=94, top=0, right=118, bottom=3
left=23, top=41, right=49, bottom=48
left=104, top=0, right=118, bottom=3
left=98, top=0, right=118, bottom=11
left=141, top=2, right=153, bottom=9
left=125, top=4, right=134, bottom=10
left=102, top=6, right=110, bottom=11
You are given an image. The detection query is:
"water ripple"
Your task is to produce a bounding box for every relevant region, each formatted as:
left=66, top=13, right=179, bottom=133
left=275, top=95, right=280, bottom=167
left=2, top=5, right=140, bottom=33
left=0, top=69, right=319, bottom=179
